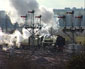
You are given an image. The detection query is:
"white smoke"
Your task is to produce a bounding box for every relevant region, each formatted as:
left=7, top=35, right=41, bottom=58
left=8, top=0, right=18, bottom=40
left=0, top=28, right=5, bottom=44
left=10, top=0, right=39, bottom=15
left=0, top=27, right=47, bottom=50
left=9, top=0, right=56, bottom=26
left=0, top=0, right=59, bottom=51
left=22, top=28, right=32, bottom=39
left=0, top=27, right=35, bottom=50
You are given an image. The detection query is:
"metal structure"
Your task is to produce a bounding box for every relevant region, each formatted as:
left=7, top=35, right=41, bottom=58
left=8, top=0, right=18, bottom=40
left=35, top=15, right=42, bottom=29
left=58, top=11, right=84, bottom=43
left=57, top=11, right=84, bottom=54
left=21, top=10, right=42, bottom=47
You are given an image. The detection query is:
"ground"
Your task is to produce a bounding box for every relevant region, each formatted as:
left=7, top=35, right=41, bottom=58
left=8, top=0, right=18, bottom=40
left=0, top=45, right=84, bottom=69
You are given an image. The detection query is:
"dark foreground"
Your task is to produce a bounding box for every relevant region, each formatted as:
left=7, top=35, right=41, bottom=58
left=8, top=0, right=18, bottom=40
left=0, top=45, right=85, bottom=69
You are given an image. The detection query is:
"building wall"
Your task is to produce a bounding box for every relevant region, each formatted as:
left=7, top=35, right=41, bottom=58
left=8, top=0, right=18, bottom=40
left=0, top=11, right=21, bottom=33
left=53, top=8, right=85, bottom=45
left=53, top=8, right=85, bottom=28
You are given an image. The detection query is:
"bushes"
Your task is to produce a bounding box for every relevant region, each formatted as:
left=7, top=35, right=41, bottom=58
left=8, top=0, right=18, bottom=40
left=66, top=53, right=85, bottom=69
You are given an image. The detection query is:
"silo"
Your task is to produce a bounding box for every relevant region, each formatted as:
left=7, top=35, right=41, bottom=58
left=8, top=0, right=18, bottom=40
left=65, top=11, right=73, bottom=29
left=81, top=15, right=85, bottom=29
left=58, top=15, right=65, bottom=28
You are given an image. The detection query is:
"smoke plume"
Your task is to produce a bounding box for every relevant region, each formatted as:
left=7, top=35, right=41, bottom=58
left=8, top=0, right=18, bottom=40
left=10, top=0, right=39, bottom=15
left=10, top=0, right=54, bottom=25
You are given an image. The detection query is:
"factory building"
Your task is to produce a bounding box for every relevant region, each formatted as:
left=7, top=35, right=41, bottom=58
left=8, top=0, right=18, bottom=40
left=0, top=11, right=20, bottom=33
left=53, top=8, right=85, bottom=29
left=53, top=8, right=85, bottom=45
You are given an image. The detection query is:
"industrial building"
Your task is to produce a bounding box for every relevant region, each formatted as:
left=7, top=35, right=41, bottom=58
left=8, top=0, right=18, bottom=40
left=53, top=8, right=85, bottom=28
left=53, top=8, right=85, bottom=45
left=0, top=11, right=20, bottom=33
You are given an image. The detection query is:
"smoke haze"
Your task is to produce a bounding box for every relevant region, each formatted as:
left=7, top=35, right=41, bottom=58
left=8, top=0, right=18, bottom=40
left=10, top=0, right=39, bottom=15
left=10, top=0, right=54, bottom=25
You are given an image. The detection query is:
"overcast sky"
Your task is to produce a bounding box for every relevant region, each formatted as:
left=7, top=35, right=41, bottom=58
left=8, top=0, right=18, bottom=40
left=0, top=0, right=84, bottom=10
left=37, top=0, right=85, bottom=9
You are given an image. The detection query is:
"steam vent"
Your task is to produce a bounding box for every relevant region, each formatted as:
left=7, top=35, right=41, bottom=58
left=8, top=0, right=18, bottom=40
left=0, top=0, right=85, bottom=69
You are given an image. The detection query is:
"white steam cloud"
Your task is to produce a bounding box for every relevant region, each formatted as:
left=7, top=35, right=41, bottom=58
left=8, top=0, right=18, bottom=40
left=8, top=0, right=58, bottom=35
left=9, top=0, right=54, bottom=25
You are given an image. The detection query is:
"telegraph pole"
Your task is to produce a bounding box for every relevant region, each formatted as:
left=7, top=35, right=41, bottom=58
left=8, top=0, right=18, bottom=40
left=32, top=10, right=35, bottom=47
left=57, top=11, right=84, bottom=54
